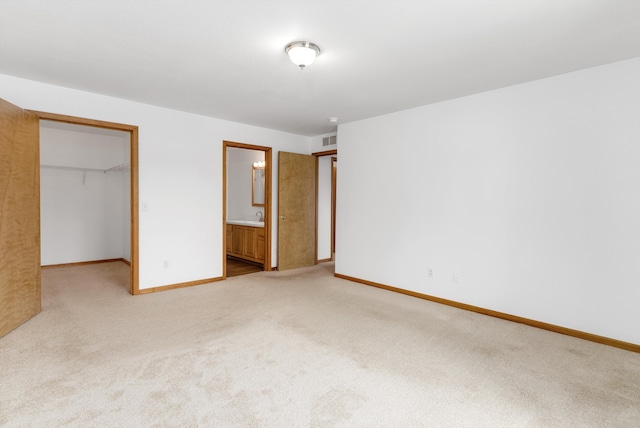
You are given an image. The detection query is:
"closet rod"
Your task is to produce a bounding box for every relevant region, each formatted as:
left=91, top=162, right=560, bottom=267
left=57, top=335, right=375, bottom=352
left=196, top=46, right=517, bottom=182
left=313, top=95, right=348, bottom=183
left=106, top=162, right=130, bottom=172
left=40, top=164, right=107, bottom=173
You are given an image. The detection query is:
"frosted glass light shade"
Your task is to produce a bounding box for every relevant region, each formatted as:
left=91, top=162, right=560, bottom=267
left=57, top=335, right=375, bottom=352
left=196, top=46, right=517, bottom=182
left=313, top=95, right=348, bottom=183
left=285, top=41, right=321, bottom=69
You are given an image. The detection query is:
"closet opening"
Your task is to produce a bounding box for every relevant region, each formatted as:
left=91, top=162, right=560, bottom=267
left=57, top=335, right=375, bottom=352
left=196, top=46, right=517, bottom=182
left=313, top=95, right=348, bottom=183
left=34, top=111, right=139, bottom=294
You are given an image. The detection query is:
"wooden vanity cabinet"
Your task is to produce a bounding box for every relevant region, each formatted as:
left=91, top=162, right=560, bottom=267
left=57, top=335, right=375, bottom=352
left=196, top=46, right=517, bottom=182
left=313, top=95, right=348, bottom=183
left=226, top=224, right=264, bottom=264
left=225, top=224, right=233, bottom=254
left=231, top=226, right=243, bottom=256
left=243, top=227, right=257, bottom=259
left=256, top=229, right=265, bottom=262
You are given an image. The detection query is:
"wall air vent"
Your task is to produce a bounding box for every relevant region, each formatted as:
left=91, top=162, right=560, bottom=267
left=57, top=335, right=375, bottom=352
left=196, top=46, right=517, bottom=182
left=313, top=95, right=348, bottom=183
left=322, top=135, right=337, bottom=146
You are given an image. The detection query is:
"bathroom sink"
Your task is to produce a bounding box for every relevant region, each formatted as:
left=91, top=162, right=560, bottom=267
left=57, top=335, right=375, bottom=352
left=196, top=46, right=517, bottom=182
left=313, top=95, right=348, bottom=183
left=227, top=220, right=264, bottom=227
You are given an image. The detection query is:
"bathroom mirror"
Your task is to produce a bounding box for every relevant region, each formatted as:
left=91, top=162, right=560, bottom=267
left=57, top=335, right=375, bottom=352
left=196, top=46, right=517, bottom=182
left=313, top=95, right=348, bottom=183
left=252, top=165, right=265, bottom=206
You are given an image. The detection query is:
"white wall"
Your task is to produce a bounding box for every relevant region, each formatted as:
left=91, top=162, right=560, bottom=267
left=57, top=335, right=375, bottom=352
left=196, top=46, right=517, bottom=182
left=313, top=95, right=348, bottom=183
left=39, top=122, right=128, bottom=169
left=317, top=156, right=333, bottom=260
left=309, top=132, right=337, bottom=153
left=40, top=123, right=130, bottom=265
left=336, top=57, right=640, bottom=345
left=227, top=147, right=265, bottom=221
left=0, top=74, right=310, bottom=288
left=122, top=140, right=131, bottom=261
left=40, top=169, right=126, bottom=265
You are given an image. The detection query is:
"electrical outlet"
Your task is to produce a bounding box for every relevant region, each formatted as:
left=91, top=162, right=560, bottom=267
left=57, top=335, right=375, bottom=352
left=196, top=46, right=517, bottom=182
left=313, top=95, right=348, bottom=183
left=453, top=272, right=461, bottom=283
left=162, top=260, right=169, bottom=269
left=427, top=267, right=434, bottom=278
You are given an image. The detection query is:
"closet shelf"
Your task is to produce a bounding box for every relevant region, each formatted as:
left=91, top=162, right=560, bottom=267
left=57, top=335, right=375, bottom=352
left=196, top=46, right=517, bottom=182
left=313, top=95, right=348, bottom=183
left=40, top=161, right=130, bottom=173
left=106, top=162, right=130, bottom=172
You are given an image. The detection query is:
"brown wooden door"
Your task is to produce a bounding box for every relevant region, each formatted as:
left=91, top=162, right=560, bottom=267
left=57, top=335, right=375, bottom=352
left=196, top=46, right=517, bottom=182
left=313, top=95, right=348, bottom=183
left=278, top=152, right=316, bottom=271
left=0, top=98, right=41, bottom=338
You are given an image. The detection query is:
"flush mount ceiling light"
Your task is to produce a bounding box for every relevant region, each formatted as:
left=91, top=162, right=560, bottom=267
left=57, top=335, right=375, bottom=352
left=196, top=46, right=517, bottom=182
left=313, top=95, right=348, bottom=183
left=285, top=41, right=321, bottom=70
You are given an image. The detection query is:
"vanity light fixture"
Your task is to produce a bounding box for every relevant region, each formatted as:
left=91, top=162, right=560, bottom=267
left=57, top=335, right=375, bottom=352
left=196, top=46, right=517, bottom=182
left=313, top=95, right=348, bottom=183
left=285, top=41, right=321, bottom=70
left=253, top=161, right=266, bottom=168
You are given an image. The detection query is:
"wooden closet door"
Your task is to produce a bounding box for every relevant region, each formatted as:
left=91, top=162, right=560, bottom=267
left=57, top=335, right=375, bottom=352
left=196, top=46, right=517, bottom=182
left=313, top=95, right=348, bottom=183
left=0, top=98, right=41, bottom=338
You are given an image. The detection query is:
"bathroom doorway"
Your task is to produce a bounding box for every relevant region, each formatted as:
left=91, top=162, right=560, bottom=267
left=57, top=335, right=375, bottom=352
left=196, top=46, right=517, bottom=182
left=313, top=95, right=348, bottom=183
left=222, top=141, right=272, bottom=278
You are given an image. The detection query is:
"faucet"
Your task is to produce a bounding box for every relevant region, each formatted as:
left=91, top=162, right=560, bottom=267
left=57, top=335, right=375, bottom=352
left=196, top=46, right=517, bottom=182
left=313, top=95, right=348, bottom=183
left=256, top=211, right=264, bottom=222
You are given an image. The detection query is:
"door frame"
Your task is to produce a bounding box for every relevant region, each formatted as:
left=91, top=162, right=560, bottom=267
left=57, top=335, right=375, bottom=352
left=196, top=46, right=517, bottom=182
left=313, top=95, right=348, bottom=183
left=222, top=141, right=273, bottom=278
left=331, top=156, right=337, bottom=257
left=312, top=149, right=337, bottom=263
left=30, top=110, right=140, bottom=294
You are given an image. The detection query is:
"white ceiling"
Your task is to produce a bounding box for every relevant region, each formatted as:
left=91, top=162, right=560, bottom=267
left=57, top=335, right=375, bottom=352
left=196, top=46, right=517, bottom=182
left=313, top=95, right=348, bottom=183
left=1, top=0, right=639, bottom=136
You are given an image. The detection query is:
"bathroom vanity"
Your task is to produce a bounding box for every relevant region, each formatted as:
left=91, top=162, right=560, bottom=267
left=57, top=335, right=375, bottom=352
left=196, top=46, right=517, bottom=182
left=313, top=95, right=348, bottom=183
left=226, top=221, right=265, bottom=264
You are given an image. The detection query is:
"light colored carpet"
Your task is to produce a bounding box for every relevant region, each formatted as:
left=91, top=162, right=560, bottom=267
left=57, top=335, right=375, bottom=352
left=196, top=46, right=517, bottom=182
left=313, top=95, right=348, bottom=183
left=1, top=261, right=639, bottom=427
